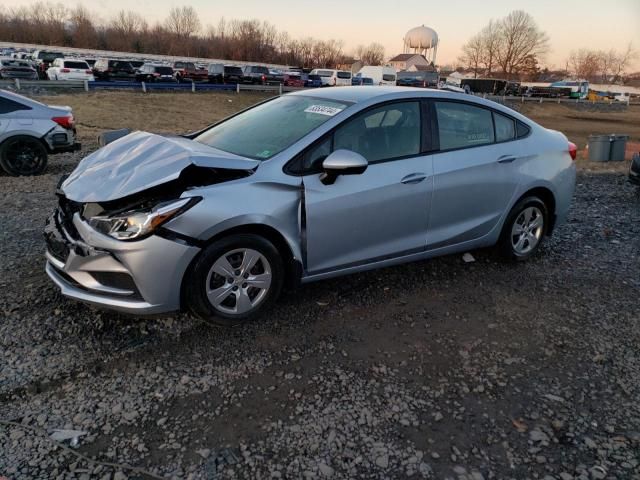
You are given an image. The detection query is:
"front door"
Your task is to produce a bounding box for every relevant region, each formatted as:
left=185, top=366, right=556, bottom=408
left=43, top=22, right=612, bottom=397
left=302, top=100, right=433, bottom=274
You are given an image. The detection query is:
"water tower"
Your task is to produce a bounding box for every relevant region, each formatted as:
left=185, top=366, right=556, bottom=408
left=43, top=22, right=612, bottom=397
left=403, top=25, right=439, bottom=64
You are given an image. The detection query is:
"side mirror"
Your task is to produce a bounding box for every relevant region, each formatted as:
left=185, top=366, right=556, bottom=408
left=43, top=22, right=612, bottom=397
left=320, top=149, right=368, bottom=185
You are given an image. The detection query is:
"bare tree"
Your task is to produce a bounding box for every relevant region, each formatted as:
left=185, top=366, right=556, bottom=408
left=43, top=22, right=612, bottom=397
left=479, top=19, right=500, bottom=75
left=459, top=33, right=483, bottom=77
left=495, top=10, right=549, bottom=78
left=165, top=6, right=200, bottom=39
left=568, top=49, right=602, bottom=81
left=358, top=42, right=385, bottom=66
left=68, top=5, right=97, bottom=48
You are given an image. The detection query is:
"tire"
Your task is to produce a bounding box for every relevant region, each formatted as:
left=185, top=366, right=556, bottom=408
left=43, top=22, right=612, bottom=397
left=184, top=234, right=284, bottom=326
left=0, top=135, right=48, bottom=176
left=497, top=196, right=548, bottom=261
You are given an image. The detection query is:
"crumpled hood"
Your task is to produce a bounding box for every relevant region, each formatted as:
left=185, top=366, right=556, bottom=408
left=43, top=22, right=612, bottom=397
left=62, top=131, right=259, bottom=202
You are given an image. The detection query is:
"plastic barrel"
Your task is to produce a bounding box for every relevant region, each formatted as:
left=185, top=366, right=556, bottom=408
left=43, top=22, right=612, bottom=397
left=610, top=135, right=629, bottom=162
left=588, top=135, right=613, bottom=162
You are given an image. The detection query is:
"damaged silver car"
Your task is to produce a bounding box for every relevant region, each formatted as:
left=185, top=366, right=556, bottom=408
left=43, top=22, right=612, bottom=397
left=45, top=87, right=576, bottom=325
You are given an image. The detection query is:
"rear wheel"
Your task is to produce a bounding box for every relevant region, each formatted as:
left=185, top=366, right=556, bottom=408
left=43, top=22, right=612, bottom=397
left=497, top=197, right=548, bottom=261
left=184, top=234, right=284, bottom=326
left=0, top=136, right=48, bottom=176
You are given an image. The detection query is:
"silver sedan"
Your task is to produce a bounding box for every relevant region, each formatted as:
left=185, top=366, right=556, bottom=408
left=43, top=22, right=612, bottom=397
left=45, top=87, right=576, bottom=324
left=0, top=89, right=80, bottom=175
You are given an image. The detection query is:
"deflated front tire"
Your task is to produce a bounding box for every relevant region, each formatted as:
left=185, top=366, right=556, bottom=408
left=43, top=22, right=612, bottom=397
left=184, top=234, right=284, bottom=326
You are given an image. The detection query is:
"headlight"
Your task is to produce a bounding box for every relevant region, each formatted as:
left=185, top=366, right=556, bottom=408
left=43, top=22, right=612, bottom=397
left=88, top=198, right=197, bottom=240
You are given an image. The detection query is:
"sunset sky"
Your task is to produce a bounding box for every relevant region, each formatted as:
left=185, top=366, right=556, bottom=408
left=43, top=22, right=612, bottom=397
left=7, top=0, right=640, bottom=68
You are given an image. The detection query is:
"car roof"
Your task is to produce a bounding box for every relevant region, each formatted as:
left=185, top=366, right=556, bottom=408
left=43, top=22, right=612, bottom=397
left=287, top=86, right=535, bottom=122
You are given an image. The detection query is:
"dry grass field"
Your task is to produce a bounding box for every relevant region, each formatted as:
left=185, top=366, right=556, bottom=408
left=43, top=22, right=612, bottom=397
left=37, top=90, right=640, bottom=172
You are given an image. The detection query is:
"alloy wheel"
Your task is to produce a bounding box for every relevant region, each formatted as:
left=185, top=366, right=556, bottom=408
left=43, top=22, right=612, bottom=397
left=510, top=206, right=544, bottom=255
left=3, top=139, right=47, bottom=175
left=205, top=248, right=272, bottom=315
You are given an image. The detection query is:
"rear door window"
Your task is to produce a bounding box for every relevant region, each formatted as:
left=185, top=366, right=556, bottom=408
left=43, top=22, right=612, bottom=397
left=434, top=101, right=494, bottom=150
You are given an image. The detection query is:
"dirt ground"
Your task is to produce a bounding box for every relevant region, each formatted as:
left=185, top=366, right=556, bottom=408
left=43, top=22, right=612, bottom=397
left=1, top=90, right=639, bottom=480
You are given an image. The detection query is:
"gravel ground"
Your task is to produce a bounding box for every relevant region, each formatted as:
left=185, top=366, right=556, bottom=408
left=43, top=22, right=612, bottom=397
left=1, top=146, right=640, bottom=479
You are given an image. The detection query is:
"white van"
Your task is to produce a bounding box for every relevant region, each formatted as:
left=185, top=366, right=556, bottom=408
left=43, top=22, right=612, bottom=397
left=356, top=66, right=397, bottom=86
left=310, top=69, right=352, bottom=86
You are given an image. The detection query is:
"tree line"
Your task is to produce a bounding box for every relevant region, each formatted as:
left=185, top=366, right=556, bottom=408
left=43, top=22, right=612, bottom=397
left=0, top=2, right=386, bottom=68
left=459, top=10, right=637, bottom=82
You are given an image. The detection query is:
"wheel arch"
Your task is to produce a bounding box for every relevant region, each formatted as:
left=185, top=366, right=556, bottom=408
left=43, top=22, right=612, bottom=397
left=513, top=186, right=557, bottom=235
left=0, top=132, right=50, bottom=153
left=180, top=223, right=302, bottom=310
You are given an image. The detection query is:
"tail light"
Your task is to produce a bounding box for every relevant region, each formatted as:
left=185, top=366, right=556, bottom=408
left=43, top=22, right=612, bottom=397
left=568, top=142, right=577, bottom=161
left=60, top=68, right=70, bottom=73
left=85, top=69, right=92, bottom=74
left=52, top=114, right=74, bottom=130
left=261, top=74, right=265, bottom=82
left=153, top=73, right=160, bottom=77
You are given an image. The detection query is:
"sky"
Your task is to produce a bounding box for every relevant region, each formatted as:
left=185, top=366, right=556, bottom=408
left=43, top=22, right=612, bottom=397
left=7, top=0, right=640, bottom=68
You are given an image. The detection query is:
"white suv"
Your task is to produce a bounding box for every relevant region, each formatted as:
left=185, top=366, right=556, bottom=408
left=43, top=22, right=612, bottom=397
left=47, top=58, right=95, bottom=81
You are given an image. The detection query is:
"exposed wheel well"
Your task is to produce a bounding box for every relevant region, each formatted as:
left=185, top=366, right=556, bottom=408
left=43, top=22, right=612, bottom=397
left=180, top=224, right=301, bottom=309
left=516, top=187, right=557, bottom=234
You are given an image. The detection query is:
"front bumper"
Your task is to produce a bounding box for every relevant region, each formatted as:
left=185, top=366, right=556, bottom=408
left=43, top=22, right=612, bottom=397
left=44, top=206, right=200, bottom=315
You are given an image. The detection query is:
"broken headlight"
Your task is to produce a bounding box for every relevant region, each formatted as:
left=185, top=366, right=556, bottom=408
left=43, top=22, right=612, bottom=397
left=88, top=198, right=197, bottom=240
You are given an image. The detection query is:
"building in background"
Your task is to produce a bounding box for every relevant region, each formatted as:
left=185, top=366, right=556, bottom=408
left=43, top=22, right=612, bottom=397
left=388, top=54, right=430, bottom=72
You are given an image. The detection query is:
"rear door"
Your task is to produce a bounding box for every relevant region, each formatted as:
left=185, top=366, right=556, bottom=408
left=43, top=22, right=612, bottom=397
left=427, top=100, right=522, bottom=250
left=302, top=100, right=433, bottom=273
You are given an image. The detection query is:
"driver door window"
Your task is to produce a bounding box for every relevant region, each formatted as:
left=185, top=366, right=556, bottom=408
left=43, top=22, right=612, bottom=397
left=295, top=101, right=422, bottom=174
left=334, top=102, right=421, bottom=162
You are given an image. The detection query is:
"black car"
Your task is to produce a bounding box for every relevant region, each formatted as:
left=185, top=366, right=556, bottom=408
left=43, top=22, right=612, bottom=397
left=242, top=65, right=271, bottom=84
left=396, top=71, right=439, bottom=88
left=93, top=59, right=136, bottom=81
left=135, top=64, right=175, bottom=82
left=208, top=64, right=244, bottom=84
left=460, top=78, right=524, bottom=96
left=630, top=153, right=640, bottom=186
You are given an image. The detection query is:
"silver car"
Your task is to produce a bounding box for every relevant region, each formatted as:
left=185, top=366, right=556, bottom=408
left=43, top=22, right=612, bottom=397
left=0, top=89, right=80, bottom=175
left=45, top=87, right=576, bottom=325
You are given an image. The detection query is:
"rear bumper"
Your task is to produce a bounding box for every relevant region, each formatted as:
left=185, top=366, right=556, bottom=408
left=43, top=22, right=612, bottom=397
left=51, top=142, right=81, bottom=154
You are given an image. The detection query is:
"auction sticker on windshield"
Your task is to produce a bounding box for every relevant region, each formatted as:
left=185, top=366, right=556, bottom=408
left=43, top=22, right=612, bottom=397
left=304, top=105, right=344, bottom=116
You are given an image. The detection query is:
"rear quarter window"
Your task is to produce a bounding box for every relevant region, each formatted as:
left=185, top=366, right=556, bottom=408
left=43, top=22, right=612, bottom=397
left=494, top=112, right=516, bottom=142
left=0, top=97, right=31, bottom=114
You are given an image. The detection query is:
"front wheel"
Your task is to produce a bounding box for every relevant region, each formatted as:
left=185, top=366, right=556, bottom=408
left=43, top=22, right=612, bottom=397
left=184, top=234, right=284, bottom=326
left=0, top=136, right=48, bottom=176
left=497, top=197, right=548, bottom=261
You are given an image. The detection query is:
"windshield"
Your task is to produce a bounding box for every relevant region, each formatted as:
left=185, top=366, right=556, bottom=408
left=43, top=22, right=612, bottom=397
left=308, top=74, right=321, bottom=80
left=382, top=74, right=396, bottom=81
left=225, top=66, right=243, bottom=75
left=1, top=60, right=32, bottom=68
left=195, top=95, right=350, bottom=160
left=64, top=61, right=89, bottom=69
left=337, top=71, right=351, bottom=79
left=315, top=70, right=333, bottom=77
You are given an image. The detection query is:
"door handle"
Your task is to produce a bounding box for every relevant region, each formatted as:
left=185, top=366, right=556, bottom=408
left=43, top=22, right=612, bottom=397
left=401, top=173, right=428, bottom=184
left=497, top=155, right=516, bottom=164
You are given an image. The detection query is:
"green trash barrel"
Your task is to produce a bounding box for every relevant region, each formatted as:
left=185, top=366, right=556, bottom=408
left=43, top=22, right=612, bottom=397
left=610, top=135, right=629, bottom=162
left=588, top=135, right=613, bottom=162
